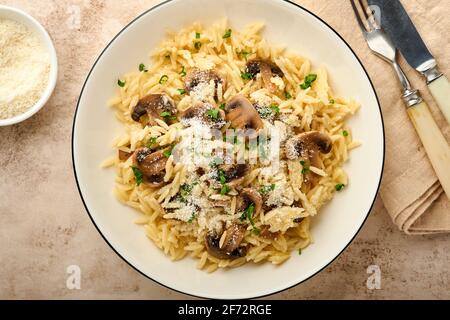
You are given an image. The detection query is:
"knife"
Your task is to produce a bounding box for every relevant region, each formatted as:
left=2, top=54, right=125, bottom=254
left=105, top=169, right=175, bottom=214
left=368, top=0, right=450, bottom=125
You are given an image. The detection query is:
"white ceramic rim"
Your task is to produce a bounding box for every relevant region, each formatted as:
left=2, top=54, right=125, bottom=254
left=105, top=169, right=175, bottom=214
left=72, top=0, right=385, bottom=299
left=0, top=5, right=58, bottom=126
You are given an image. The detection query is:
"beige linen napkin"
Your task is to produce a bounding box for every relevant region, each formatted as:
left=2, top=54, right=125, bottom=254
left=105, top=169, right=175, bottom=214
left=360, top=1, right=450, bottom=234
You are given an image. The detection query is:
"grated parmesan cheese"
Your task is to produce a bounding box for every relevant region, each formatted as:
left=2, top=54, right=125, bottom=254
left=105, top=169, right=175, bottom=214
left=0, top=19, right=50, bottom=120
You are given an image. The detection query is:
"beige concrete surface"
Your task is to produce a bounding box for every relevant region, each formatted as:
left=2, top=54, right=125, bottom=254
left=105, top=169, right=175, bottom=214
left=0, top=0, right=448, bottom=299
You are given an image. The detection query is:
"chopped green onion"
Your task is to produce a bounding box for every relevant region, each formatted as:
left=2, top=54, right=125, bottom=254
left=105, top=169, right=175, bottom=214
left=270, top=103, right=280, bottom=114
left=117, top=79, right=126, bottom=87
left=298, top=248, right=302, bottom=255
left=131, top=166, right=143, bottom=186
left=195, top=32, right=201, bottom=39
left=284, top=91, right=292, bottom=99
left=300, top=73, right=317, bottom=90
left=147, top=136, right=157, bottom=147
left=218, top=170, right=226, bottom=184
left=300, top=160, right=310, bottom=174
left=177, top=88, right=186, bottom=95
left=206, top=109, right=220, bottom=120
left=159, top=75, right=168, bottom=84
left=163, top=147, right=173, bottom=158
left=222, top=29, right=232, bottom=38
left=220, top=184, right=231, bottom=195
left=219, top=103, right=226, bottom=110
left=139, top=63, right=148, bottom=72
left=335, top=183, right=345, bottom=191
left=160, top=111, right=176, bottom=121
left=342, top=130, right=349, bottom=137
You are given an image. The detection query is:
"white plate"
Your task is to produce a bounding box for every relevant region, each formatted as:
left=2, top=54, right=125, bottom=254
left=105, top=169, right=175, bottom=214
left=72, top=0, right=384, bottom=299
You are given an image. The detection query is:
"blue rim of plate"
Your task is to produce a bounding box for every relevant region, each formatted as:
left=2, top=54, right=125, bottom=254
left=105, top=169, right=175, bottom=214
left=71, top=0, right=386, bottom=300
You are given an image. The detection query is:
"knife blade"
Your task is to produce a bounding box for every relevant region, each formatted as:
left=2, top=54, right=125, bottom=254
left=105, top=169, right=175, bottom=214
left=368, top=0, right=450, bottom=125
left=368, top=0, right=440, bottom=81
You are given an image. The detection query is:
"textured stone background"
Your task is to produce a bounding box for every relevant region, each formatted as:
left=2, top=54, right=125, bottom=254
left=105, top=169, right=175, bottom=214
left=0, top=0, right=448, bottom=299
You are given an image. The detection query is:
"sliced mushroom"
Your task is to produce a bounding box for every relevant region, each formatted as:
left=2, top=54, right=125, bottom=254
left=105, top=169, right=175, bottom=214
left=245, top=59, right=284, bottom=93
left=181, top=102, right=225, bottom=129
left=217, top=163, right=251, bottom=187
left=237, top=188, right=263, bottom=218
left=118, top=149, right=133, bottom=161
left=184, top=69, right=225, bottom=100
left=225, top=95, right=263, bottom=131
left=205, top=223, right=247, bottom=259
left=131, top=94, right=176, bottom=126
left=285, top=131, right=332, bottom=184
left=133, top=148, right=168, bottom=187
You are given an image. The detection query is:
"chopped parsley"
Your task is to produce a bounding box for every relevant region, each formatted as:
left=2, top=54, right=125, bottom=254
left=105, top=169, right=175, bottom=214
left=342, top=130, right=349, bottom=137
left=187, top=212, right=197, bottom=223
left=180, top=66, right=186, bottom=77
left=117, top=79, right=126, bottom=87
left=270, top=103, right=280, bottom=114
left=131, top=166, right=143, bottom=186
left=219, top=103, right=226, bottom=110
left=241, top=72, right=253, bottom=80
left=299, top=73, right=317, bottom=90
left=139, top=63, right=148, bottom=72
left=160, top=111, right=176, bottom=121
left=284, top=91, right=292, bottom=99
left=237, top=50, right=255, bottom=60
left=218, top=170, right=226, bottom=184
left=206, top=109, right=220, bottom=120
left=220, top=184, right=231, bottom=195
left=195, top=32, right=201, bottom=39
left=177, top=88, right=186, bottom=95
left=335, top=183, right=346, bottom=191
left=147, top=136, right=157, bottom=147
left=163, top=146, right=174, bottom=158
left=298, top=248, right=302, bottom=255
left=180, top=183, right=195, bottom=201
left=239, top=204, right=259, bottom=234
left=259, top=184, right=276, bottom=194
left=222, top=28, right=232, bottom=38
left=300, top=160, right=310, bottom=174
left=329, top=98, right=335, bottom=104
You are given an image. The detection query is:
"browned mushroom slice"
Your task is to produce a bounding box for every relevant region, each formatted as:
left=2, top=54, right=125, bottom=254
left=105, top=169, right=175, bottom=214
left=118, top=149, right=133, bottom=161
left=245, top=59, right=284, bottom=93
left=237, top=188, right=263, bottom=218
left=225, top=95, right=263, bottom=131
left=184, top=69, right=225, bottom=100
left=217, top=163, right=251, bottom=187
left=181, top=102, right=225, bottom=129
left=205, top=223, right=247, bottom=259
left=133, top=148, right=168, bottom=187
left=131, top=94, right=176, bottom=126
left=285, top=131, right=332, bottom=184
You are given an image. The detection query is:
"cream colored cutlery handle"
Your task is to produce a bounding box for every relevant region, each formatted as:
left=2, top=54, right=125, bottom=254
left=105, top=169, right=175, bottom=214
left=428, top=75, right=450, bottom=125
left=407, top=101, right=450, bottom=200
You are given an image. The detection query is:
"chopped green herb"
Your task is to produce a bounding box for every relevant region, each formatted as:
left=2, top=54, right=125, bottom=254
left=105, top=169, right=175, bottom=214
left=180, top=66, right=186, bottom=77
left=342, top=130, right=349, bottom=137
left=163, top=146, right=174, bottom=158
left=220, top=184, right=231, bottom=195
left=298, top=248, right=302, bottom=255
left=335, top=183, right=345, bottom=191
left=259, top=184, right=276, bottom=194
left=219, top=103, right=226, bottom=110
left=139, top=63, right=148, bottom=72
left=270, top=103, right=280, bottom=114
left=160, top=111, right=176, bottom=121
left=187, top=212, right=197, bottom=223
left=300, top=160, right=310, bottom=174
left=180, top=183, right=195, bottom=201
left=284, top=91, right=292, bottom=99
left=300, top=160, right=306, bottom=166
left=329, top=98, right=335, bottom=104
left=299, top=73, right=317, bottom=90
left=194, top=41, right=202, bottom=50
left=218, top=170, right=226, bottom=184
left=241, top=72, right=253, bottom=80
left=206, top=109, right=220, bottom=120
left=222, top=29, right=232, bottom=38
left=147, top=136, right=157, bottom=147
left=240, top=204, right=259, bottom=234
left=195, top=32, right=201, bottom=39
left=237, top=50, right=255, bottom=60
left=131, top=166, right=143, bottom=186
left=177, top=88, right=186, bottom=95
left=159, top=75, right=168, bottom=84
left=117, top=79, right=126, bottom=87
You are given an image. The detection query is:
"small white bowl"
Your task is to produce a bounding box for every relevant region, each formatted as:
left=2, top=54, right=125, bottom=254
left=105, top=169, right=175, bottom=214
left=0, top=5, right=58, bottom=126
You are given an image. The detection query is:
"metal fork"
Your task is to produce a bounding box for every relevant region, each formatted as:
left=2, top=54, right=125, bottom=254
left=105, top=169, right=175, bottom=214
left=350, top=0, right=421, bottom=106
left=351, top=0, right=450, bottom=199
